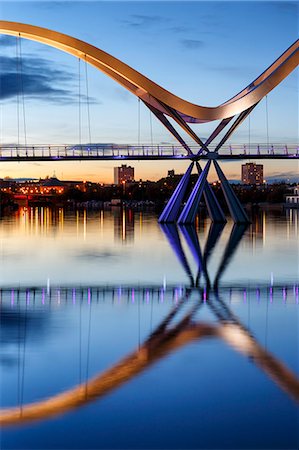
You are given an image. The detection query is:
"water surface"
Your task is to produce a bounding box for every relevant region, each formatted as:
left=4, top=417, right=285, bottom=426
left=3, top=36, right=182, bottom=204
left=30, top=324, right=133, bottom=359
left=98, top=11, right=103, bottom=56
left=0, top=207, right=298, bottom=449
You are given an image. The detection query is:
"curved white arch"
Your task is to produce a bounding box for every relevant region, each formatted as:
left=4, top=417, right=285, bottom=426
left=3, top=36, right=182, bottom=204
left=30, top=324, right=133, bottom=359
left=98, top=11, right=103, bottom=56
left=0, top=21, right=298, bottom=123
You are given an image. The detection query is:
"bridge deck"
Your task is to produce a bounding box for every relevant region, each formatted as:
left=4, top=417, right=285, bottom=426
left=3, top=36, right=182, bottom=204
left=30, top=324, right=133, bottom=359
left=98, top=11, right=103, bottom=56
left=0, top=144, right=298, bottom=161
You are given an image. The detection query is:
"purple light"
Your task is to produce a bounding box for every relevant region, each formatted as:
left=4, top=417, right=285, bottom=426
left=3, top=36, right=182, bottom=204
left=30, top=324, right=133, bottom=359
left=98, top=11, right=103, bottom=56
left=131, top=289, right=135, bottom=303
left=203, top=288, right=207, bottom=302
left=72, top=288, right=76, bottom=305
left=42, top=288, right=45, bottom=305
left=88, top=288, right=91, bottom=305
left=11, top=289, right=14, bottom=306
left=26, top=290, right=30, bottom=305
left=146, top=290, right=149, bottom=304
left=282, top=287, right=287, bottom=303
left=243, top=289, right=247, bottom=303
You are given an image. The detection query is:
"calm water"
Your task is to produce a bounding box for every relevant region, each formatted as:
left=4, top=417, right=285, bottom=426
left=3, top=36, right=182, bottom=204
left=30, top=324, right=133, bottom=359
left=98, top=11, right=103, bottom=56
left=0, top=207, right=298, bottom=449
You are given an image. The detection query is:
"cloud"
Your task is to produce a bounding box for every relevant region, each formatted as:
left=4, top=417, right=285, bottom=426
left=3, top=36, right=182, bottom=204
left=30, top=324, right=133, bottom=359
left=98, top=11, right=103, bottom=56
left=122, top=14, right=169, bottom=28
left=168, top=26, right=191, bottom=34
left=202, top=63, right=256, bottom=78
left=181, top=39, right=205, bottom=50
left=0, top=55, right=97, bottom=104
left=114, top=87, right=133, bottom=102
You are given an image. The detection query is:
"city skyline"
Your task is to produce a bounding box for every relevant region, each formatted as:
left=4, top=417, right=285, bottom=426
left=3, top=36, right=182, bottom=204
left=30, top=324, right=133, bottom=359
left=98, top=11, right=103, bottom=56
left=0, top=1, right=298, bottom=183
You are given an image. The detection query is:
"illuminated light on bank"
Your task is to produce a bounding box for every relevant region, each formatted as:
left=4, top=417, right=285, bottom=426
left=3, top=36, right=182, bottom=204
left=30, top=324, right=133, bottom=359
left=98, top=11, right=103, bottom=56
left=146, top=290, right=150, bottom=303
left=42, top=288, right=45, bottom=305
left=11, top=289, right=14, bottom=306
left=131, top=289, right=135, bottom=303
left=72, top=288, right=76, bottom=305
left=243, top=289, right=247, bottom=303
left=269, top=287, right=273, bottom=303
left=282, top=288, right=287, bottom=302
left=88, top=288, right=91, bottom=305
left=160, top=289, right=164, bottom=303
left=57, top=289, right=61, bottom=305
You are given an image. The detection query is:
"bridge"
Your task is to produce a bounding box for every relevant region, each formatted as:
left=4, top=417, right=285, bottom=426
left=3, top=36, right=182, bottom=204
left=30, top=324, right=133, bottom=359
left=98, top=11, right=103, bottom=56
left=0, top=21, right=298, bottom=226
left=0, top=143, right=298, bottom=161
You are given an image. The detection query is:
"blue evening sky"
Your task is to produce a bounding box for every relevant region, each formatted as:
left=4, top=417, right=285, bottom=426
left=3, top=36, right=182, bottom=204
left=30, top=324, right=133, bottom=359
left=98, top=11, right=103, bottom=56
left=0, top=1, right=298, bottom=182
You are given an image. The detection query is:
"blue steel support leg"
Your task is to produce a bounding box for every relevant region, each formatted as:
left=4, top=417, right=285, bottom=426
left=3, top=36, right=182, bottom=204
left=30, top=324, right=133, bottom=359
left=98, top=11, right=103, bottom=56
left=213, top=160, right=250, bottom=224
left=195, top=162, right=227, bottom=223
left=159, top=162, right=194, bottom=223
left=178, top=161, right=211, bottom=224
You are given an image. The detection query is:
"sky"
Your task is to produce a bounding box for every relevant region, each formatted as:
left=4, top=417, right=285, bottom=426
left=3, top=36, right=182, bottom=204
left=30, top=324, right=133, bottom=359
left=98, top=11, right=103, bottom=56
left=0, top=1, right=298, bottom=183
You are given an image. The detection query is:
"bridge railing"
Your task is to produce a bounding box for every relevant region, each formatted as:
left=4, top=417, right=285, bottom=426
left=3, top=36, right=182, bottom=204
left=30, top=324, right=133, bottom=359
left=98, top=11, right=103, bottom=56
left=0, top=143, right=298, bottom=159
left=216, top=143, right=299, bottom=157
left=0, top=144, right=188, bottom=159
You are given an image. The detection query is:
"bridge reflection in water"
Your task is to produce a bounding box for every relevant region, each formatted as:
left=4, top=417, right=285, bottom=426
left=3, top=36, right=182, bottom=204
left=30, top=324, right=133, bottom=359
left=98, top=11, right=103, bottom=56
left=0, top=220, right=298, bottom=426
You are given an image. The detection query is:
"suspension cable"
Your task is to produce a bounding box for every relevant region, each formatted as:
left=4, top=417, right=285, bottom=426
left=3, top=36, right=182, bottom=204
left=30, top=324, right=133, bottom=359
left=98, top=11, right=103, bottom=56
left=16, top=37, right=20, bottom=146
left=149, top=109, right=153, bottom=147
left=265, top=95, right=269, bottom=151
left=84, top=55, right=92, bottom=145
left=248, top=114, right=251, bottom=153
left=18, top=35, right=27, bottom=147
left=78, top=58, right=82, bottom=146
left=138, top=97, right=141, bottom=146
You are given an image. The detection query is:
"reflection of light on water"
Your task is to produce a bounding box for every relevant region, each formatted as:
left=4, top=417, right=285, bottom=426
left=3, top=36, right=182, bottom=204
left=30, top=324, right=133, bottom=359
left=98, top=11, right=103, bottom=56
left=40, top=207, right=44, bottom=234
left=163, top=275, right=166, bottom=290
left=139, top=212, right=142, bottom=237
left=100, top=210, right=104, bottom=236
left=83, top=210, right=87, bottom=240
left=76, top=210, right=79, bottom=238
left=59, top=208, right=64, bottom=232
left=35, top=207, right=38, bottom=235
left=263, top=211, right=266, bottom=246
left=26, top=290, right=30, bottom=306
left=122, top=209, right=126, bottom=241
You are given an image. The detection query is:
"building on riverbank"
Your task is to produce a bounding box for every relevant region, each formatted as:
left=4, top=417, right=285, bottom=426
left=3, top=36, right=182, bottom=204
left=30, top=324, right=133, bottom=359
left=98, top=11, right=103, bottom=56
left=241, top=163, right=264, bottom=185
left=285, top=185, right=299, bottom=208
